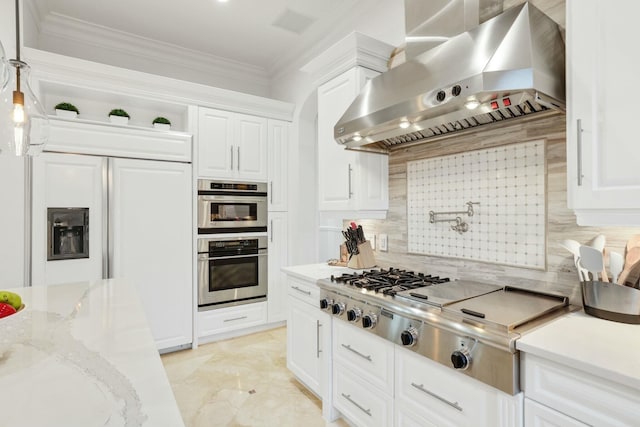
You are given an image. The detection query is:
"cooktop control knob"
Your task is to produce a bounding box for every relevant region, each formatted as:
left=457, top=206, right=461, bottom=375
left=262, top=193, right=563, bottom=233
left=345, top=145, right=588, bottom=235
left=400, top=327, right=419, bottom=347
left=319, top=298, right=333, bottom=310
left=362, top=313, right=378, bottom=329
left=451, top=349, right=471, bottom=370
left=452, top=84, right=462, bottom=96
left=347, top=307, right=362, bottom=323
left=436, top=90, right=446, bottom=102
left=332, top=302, right=346, bottom=316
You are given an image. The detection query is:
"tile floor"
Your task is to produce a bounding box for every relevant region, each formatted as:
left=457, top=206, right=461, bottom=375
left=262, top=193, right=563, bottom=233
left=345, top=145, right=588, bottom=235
left=161, top=327, right=349, bottom=427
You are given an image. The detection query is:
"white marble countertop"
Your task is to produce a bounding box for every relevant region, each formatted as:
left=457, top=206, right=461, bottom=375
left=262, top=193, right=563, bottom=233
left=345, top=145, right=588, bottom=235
left=517, top=310, right=640, bottom=391
left=281, top=263, right=360, bottom=282
left=0, top=279, right=184, bottom=427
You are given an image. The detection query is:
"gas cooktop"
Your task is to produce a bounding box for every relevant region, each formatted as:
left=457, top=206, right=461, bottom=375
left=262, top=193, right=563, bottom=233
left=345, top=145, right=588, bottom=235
left=317, top=267, right=572, bottom=394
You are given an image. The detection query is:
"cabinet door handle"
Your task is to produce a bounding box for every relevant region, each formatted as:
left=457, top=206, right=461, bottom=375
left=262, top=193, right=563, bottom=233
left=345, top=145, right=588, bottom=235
left=237, top=146, right=240, bottom=170
left=230, top=146, right=234, bottom=170
left=270, top=181, right=273, bottom=204
left=577, top=119, right=583, bottom=186
left=270, top=219, right=274, bottom=242
left=341, top=343, right=372, bottom=361
left=291, top=286, right=311, bottom=296
left=316, top=320, right=321, bottom=358
left=341, top=393, right=372, bottom=417
left=224, top=316, right=248, bottom=323
left=410, top=382, right=463, bottom=412
left=348, top=164, right=353, bottom=199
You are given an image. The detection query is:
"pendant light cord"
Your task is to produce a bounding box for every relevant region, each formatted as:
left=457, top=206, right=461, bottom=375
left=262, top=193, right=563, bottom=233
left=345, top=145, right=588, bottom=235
left=14, top=0, right=21, bottom=91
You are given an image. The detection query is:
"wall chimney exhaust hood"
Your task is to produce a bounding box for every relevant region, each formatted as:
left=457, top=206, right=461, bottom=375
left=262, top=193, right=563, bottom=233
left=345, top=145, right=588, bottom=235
left=334, top=2, right=565, bottom=154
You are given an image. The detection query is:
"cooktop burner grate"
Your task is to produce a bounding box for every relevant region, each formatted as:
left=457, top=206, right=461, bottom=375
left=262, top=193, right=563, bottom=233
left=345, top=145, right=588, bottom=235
left=330, top=268, right=450, bottom=296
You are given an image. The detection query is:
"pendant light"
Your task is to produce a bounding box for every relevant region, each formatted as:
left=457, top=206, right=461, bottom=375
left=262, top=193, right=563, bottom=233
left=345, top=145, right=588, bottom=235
left=0, top=0, right=49, bottom=156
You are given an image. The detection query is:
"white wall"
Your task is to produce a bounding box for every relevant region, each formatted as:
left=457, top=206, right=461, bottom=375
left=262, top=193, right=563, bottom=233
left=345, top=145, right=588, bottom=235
left=271, top=0, right=405, bottom=265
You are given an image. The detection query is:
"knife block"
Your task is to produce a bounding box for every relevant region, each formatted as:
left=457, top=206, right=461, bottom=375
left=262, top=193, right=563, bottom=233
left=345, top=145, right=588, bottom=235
left=347, top=241, right=377, bottom=269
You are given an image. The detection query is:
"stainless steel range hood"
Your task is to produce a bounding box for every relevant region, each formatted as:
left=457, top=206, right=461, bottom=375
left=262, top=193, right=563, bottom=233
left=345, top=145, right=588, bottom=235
left=334, top=2, right=565, bottom=154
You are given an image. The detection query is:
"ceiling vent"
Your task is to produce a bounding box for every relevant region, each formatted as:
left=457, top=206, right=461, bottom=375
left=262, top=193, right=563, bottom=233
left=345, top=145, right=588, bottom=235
left=272, top=9, right=316, bottom=35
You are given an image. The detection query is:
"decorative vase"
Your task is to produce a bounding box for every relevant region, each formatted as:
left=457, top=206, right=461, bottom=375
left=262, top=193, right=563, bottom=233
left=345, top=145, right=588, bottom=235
left=153, top=123, right=170, bottom=130
left=56, top=109, right=78, bottom=119
left=109, top=115, right=129, bottom=125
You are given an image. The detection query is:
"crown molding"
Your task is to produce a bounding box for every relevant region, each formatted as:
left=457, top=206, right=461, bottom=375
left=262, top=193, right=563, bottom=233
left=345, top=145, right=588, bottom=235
left=38, top=12, right=271, bottom=96
left=299, top=32, right=394, bottom=87
left=25, top=47, right=294, bottom=121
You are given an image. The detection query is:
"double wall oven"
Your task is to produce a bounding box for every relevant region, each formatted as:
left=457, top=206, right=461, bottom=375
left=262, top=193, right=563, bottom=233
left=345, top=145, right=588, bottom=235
left=197, top=180, right=268, bottom=310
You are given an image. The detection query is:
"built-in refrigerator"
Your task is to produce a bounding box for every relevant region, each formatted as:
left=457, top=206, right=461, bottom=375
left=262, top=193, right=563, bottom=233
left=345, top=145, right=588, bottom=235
left=32, top=151, right=192, bottom=350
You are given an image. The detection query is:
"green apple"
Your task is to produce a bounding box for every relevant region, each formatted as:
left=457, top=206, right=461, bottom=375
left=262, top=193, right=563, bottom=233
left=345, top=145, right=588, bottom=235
left=0, top=291, right=22, bottom=310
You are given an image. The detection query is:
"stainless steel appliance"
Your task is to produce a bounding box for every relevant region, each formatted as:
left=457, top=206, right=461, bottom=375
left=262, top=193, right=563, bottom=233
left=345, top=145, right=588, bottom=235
left=198, top=235, right=268, bottom=310
left=318, top=268, right=572, bottom=394
left=197, top=180, right=267, bottom=234
left=334, top=2, right=566, bottom=153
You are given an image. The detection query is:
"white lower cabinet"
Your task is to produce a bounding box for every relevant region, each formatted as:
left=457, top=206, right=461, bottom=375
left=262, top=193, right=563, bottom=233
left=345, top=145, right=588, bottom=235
left=333, top=362, right=394, bottom=427
left=197, top=302, right=267, bottom=337
left=395, top=346, right=522, bottom=427
left=522, top=353, right=640, bottom=427
left=524, top=398, right=588, bottom=427
left=286, top=276, right=330, bottom=399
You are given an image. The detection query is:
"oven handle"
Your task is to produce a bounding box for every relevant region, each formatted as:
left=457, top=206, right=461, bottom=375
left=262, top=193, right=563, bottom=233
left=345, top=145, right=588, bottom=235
left=198, top=252, right=267, bottom=261
left=198, top=194, right=267, bottom=203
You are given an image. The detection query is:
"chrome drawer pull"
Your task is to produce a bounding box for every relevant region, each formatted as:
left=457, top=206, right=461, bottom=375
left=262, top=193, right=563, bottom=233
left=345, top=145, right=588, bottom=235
left=341, top=344, right=372, bottom=361
left=411, top=382, right=463, bottom=412
left=224, top=316, right=248, bottom=323
left=341, top=393, right=371, bottom=417
left=316, top=320, right=321, bottom=358
left=291, top=286, right=311, bottom=296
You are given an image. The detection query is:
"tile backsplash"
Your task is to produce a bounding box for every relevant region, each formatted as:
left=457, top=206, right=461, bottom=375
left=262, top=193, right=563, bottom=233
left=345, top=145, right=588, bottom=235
left=407, top=140, right=546, bottom=268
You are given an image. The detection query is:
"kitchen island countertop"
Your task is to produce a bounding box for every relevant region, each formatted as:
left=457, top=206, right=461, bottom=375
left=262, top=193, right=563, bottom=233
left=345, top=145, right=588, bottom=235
left=0, top=279, right=184, bottom=427
left=517, top=310, right=640, bottom=391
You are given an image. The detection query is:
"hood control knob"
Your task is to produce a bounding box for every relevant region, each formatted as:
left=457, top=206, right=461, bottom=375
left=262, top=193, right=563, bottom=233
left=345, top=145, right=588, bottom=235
left=436, top=90, right=446, bottom=102
left=451, top=349, right=471, bottom=370
left=347, top=307, right=362, bottom=322
left=362, top=313, right=378, bottom=329
left=452, top=85, right=462, bottom=96
left=319, top=298, right=333, bottom=310
left=332, top=302, right=346, bottom=316
left=400, top=327, right=419, bottom=347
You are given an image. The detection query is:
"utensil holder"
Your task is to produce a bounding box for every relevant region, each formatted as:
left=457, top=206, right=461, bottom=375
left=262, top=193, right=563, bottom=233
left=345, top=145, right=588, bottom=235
left=347, top=241, right=377, bottom=269
left=581, top=280, right=640, bottom=324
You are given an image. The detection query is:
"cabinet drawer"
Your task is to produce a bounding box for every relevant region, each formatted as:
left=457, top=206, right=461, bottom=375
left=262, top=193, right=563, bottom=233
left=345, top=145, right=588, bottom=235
left=522, top=353, right=640, bottom=427
left=198, top=302, right=267, bottom=337
left=396, top=347, right=521, bottom=427
left=333, top=321, right=394, bottom=391
left=524, top=398, right=588, bottom=427
left=287, top=276, right=319, bottom=306
left=333, top=361, right=393, bottom=427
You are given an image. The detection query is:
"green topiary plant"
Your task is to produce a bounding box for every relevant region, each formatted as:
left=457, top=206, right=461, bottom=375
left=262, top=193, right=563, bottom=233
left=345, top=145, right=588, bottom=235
left=55, top=102, right=79, bottom=113
left=109, top=108, right=130, bottom=118
left=152, top=117, right=171, bottom=125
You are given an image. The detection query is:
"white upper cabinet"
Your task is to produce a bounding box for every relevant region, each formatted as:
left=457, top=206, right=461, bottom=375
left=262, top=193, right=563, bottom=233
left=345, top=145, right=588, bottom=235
left=198, top=107, right=267, bottom=182
left=566, top=0, right=640, bottom=225
left=317, top=67, right=388, bottom=214
left=198, top=108, right=235, bottom=179
left=267, top=119, right=289, bottom=212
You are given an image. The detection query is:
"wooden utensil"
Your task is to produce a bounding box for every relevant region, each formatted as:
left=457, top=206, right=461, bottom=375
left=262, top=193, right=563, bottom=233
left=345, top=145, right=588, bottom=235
left=618, top=246, right=640, bottom=285
left=618, top=258, right=640, bottom=288
left=625, top=246, right=640, bottom=270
